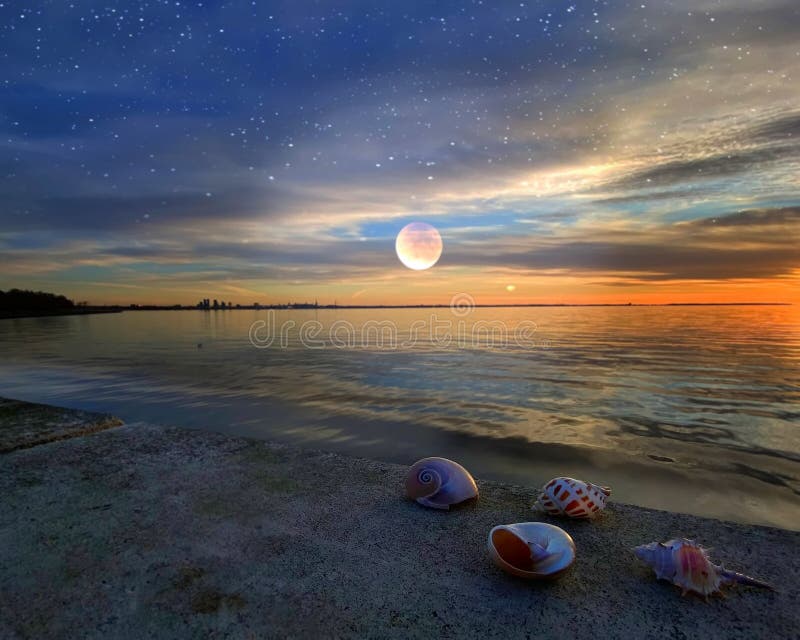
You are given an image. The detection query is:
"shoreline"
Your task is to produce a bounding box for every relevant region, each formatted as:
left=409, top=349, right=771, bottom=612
left=3, top=387, right=797, bottom=532
left=0, top=308, right=124, bottom=320
left=0, top=301, right=791, bottom=320
left=1, top=397, right=797, bottom=638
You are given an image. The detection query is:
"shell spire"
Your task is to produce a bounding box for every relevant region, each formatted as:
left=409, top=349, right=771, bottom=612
left=533, top=476, right=611, bottom=519
left=405, top=457, right=478, bottom=510
left=719, top=568, right=775, bottom=591
left=634, top=538, right=774, bottom=599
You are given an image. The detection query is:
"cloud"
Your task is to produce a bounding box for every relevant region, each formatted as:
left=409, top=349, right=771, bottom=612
left=688, top=206, right=800, bottom=227
left=595, top=109, right=800, bottom=195
left=749, top=112, right=800, bottom=143
left=591, top=188, right=714, bottom=206
left=604, top=145, right=794, bottom=191
left=445, top=206, right=800, bottom=281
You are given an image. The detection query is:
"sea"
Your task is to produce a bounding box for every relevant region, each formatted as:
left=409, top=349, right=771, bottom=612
left=1, top=304, right=798, bottom=529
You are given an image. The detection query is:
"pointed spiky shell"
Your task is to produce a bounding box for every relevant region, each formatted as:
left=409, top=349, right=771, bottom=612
left=634, top=538, right=774, bottom=598
left=405, top=457, right=478, bottom=510
left=634, top=539, right=722, bottom=597
left=487, top=522, right=576, bottom=580
left=533, top=476, right=611, bottom=518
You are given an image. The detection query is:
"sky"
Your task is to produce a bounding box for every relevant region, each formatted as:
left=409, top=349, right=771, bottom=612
left=1, top=0, right=799, bottom=305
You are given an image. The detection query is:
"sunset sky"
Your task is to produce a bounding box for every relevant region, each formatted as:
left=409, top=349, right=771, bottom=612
left=2, top=0, right=799, bottom=305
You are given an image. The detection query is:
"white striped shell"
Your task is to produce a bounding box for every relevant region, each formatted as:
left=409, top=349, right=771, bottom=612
left=488, top=522, right=576, bottom=579
left=634, top=538, right=774, bottom=598
left=405, top=457, right=478, bottom=510
left=533, top=476, right=611, bottom=518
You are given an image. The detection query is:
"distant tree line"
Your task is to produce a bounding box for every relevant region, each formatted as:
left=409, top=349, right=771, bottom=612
left=0, top=288, right=76, bottom=312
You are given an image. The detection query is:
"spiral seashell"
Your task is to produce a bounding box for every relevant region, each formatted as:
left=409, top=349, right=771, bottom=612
left=634, top=538, right=774, bottom=599
left=533, top=476, right=611, bottom=519
left=405, top=457, right=478, bottom=510
left=488, top=522, right=576, bottom=580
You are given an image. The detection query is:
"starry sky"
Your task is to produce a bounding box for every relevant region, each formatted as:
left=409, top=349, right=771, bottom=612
left=2, top=0, right=799, bottom=305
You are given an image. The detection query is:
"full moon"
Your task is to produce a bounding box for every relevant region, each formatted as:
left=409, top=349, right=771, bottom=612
left=395, top=222, right=443, bottom=270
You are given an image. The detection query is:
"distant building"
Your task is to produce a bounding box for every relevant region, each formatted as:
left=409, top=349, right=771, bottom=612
left=289, top=300, right=319, bottom=309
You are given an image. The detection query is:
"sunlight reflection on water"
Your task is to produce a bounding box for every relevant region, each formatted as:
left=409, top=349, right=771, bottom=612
left=1, top=305, right=798, bottom=528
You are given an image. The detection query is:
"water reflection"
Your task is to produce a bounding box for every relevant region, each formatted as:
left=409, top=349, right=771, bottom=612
left=0, top=305, right=798, bottom=528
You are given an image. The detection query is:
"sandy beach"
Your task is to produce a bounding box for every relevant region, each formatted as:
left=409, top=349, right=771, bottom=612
left=1, top=397, right=798, bottom=639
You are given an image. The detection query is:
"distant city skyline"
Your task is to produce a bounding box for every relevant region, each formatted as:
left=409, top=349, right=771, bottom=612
left=2, top=1, right=799, bottom=305
left=2, top=286, right=792, bottom=312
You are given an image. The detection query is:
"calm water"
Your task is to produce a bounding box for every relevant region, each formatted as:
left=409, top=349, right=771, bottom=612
left=1, top=306, right=799, bottom=529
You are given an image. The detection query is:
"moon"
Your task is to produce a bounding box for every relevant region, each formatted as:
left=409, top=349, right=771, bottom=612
left=395, top=222, right=443, bottom=270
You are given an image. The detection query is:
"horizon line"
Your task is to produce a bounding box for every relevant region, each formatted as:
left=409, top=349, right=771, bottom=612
left=110, top=301, right=794, bottom=309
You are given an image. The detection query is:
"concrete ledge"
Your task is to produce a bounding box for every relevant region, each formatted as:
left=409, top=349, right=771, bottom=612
left=0, top=405, right=797, bottom=638
left=0, top=398, right=122, bottom=454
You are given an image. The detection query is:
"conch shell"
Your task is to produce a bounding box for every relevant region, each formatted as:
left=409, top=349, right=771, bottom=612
left=405, top=457, right=478, bottom=509
left=634, top=538, right=774, bottom=598
left=533, top=476, right=611, bottom=518
left=488, top=522, right=576, bottom=579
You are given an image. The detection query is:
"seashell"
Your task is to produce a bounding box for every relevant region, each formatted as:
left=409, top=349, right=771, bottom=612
left=488, top=522, right=576, bottom=579
left=634, top=538, right=774, bottom=598
left=405, top=457, right=478, bottom=510
left=533, top=476, right=611, bottom=518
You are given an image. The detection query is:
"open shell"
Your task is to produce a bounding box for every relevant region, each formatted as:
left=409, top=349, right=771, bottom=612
left=405, top=457, right=478, bottom=510
left=488, top=522, right=576, bottom=579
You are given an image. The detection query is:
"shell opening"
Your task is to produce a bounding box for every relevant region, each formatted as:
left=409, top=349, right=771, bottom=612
left=491, top=528, right=534, bottom=571
left=488, top=523, right=576, bottom=580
